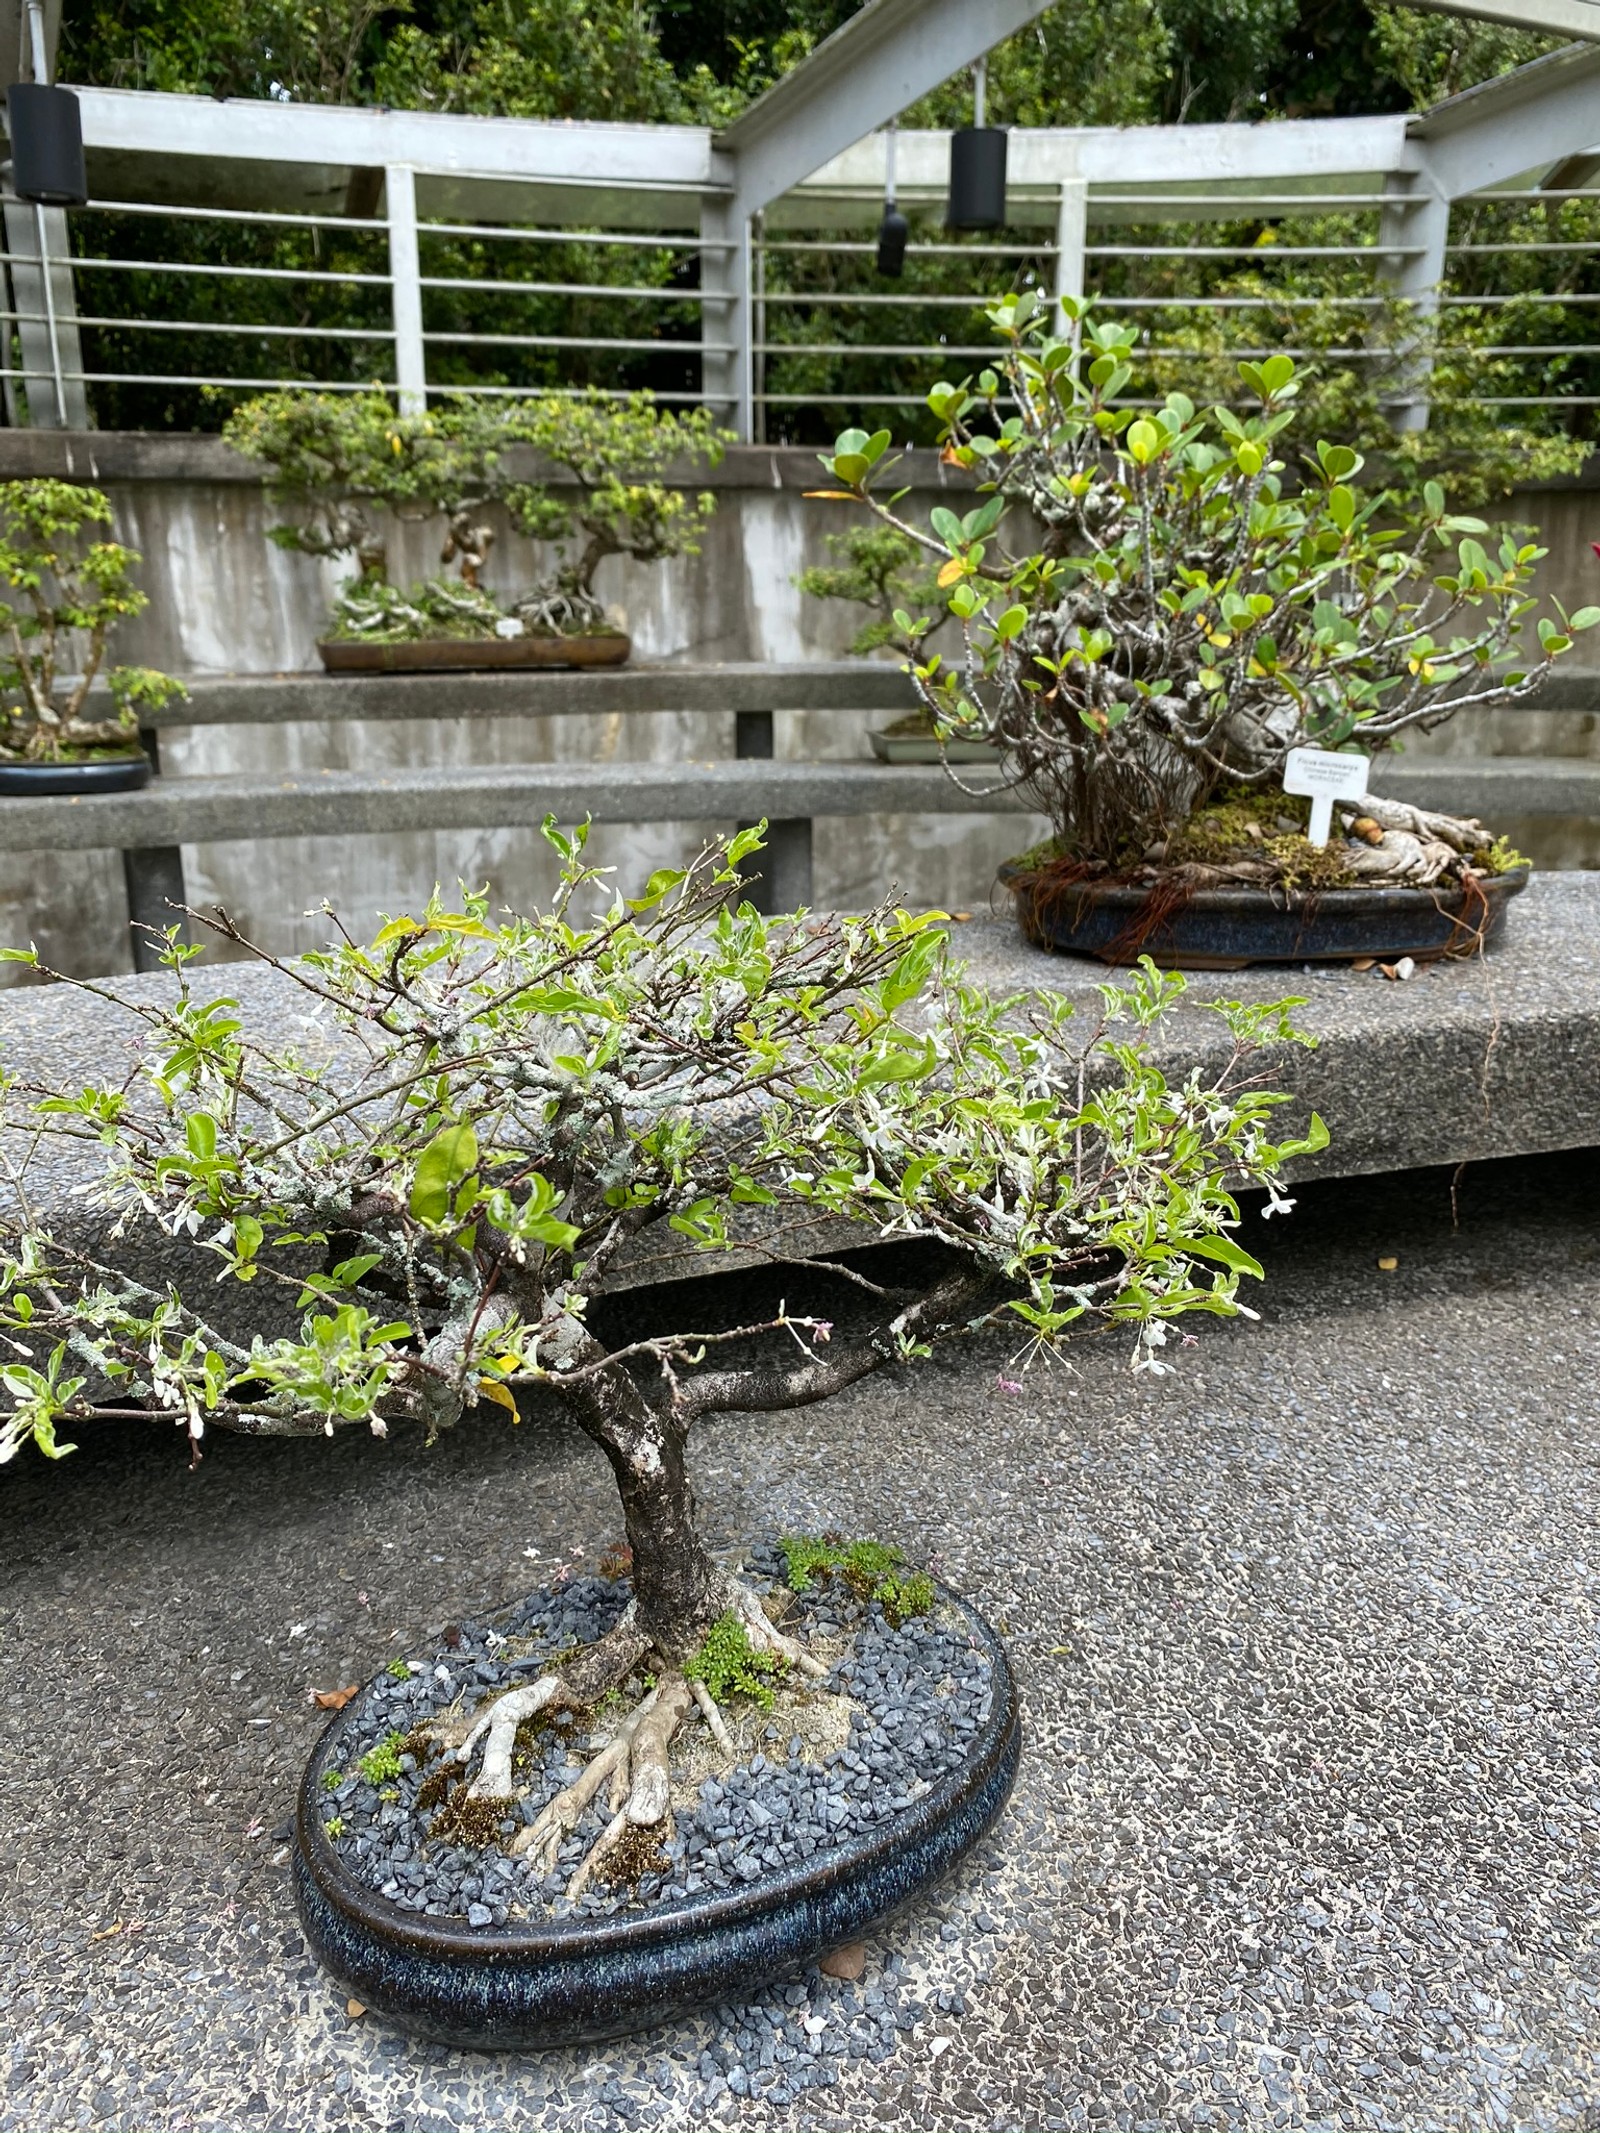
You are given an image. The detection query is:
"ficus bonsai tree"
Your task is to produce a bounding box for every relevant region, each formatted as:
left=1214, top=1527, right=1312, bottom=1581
left=0, top=824, right=1323, bottom=1893
left=499, top=391, right=727, bottom=636
left=0, top=480, right=186, bottom=765
left=813, top=291, right=1600, bottom=892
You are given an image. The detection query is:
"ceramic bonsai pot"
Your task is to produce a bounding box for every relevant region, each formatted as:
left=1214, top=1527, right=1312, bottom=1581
left=293, top=1579, right=1019, bottom=2050
left=0, top=753, right=152, bottom=796
left=1000, top=859, right=1530, bottom=969
left=317, top=634, right=631, bottom=675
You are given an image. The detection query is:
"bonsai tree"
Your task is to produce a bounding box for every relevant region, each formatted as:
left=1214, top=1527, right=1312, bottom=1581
left=223, top=390, right=511, bottom=643
left=0, top=480, right=186, bottom=764
left=0, top=824, right=1324, bottom=1888
left=224, top=388, right=727, bottom=646
left=813, top=292, right=1600, bottom=891
left=500, top=391, right=727, bottom=636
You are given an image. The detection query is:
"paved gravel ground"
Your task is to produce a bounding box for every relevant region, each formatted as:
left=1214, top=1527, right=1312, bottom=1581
left=4, top=1146, right=1600, bottom=2132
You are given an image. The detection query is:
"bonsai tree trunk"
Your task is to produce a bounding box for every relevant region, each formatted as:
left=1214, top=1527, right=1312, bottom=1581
left=429, top=1267, right=985, bottom=1893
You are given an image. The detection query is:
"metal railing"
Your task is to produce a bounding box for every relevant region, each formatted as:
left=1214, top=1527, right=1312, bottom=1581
left=2, top=166, right=1599, bottom=441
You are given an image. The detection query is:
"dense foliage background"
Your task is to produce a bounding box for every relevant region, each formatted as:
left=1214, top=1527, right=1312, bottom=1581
left=60, top=1, right=1558, bottom=128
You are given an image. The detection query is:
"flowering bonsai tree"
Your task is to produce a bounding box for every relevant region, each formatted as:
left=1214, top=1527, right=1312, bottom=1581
left=499, top=391, right=726, bottom=637
left=0, top=825, right=1322, bottom=1889
left=814, top=292, right=1600, bottom=891
left=0, top=481, right=185, bottom=765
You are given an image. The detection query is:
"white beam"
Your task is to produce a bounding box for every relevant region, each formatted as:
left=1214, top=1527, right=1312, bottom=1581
left=783, top=115, right=1413, bottom=206
left=717, top=0, right=1059, bottom=215
left=1408, top=39, right=1600, bottom=194
left=55, top=87, right=723, bottom=193
left=1390, top=0, right=1600, bottom=37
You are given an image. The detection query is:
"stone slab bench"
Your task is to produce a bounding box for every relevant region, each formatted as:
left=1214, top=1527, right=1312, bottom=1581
left=2, top=875, right=1594, bottom=1347
left=11, top=658, right=1600, bottom=975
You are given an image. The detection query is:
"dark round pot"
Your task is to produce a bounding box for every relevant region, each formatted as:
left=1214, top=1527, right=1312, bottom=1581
left=317, top=634, right=631, bottom=675
left=0, top=753, right=151, bottom=795
left=999, top=860, right=1530, bottom=969
left=293, top=1581, right=1019, bottom=2051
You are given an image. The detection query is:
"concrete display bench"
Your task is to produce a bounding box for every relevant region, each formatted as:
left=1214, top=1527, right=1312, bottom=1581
left=4, top=661, right=1599, bottom=973
left=3, top=875, right=1595, bottom=1332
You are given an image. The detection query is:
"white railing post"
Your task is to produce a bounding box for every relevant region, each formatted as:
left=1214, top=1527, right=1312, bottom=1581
left=1378, top=169, right=1450, bottom=435
left=385, top=164, right=426, bottom=414
left=699, top=198, right=753, bottom=440
left=1052, top=176, right=1087, bottom=336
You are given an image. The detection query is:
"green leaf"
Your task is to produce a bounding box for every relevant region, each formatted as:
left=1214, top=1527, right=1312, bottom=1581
left=409, top=1122, right=478, bottom=1227
left=185, top=1112, right=217, bottom=1163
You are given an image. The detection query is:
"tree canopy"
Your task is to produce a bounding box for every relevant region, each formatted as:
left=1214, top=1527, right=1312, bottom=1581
left=63, top=1, right=1560, bottom=129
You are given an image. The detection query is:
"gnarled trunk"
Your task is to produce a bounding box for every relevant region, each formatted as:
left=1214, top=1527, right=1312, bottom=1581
left=553, top=1359, right=728, bottom=1664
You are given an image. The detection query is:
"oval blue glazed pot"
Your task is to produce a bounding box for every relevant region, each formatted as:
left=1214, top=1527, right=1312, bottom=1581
left=1000, top=860, right=1528, bottom=969
left=0, top=753, right=151, bottom=795
left=294, top=1584, right=1020, bottom=2051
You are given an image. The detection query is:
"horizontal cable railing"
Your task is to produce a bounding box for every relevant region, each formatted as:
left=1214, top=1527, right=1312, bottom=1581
left=1, top=171, right=1596, bottom=441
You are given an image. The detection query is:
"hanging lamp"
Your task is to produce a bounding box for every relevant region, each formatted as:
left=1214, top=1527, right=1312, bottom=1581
left=6, top=2, right=85, bottom=206
left=875, top=118, right=908, bottom=276
left=947, top=57, right=1006, bottom=233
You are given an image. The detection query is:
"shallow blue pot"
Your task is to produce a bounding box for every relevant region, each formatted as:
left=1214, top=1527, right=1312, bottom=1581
left=293, top=1584, right=1020, bottom=2051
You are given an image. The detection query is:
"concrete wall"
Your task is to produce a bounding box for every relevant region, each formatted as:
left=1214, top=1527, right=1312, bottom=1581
left=1, top=436, right=1595, bottom=979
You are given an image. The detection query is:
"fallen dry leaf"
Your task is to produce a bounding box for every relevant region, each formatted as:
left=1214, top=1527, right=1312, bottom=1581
left=1378, top=1255, right=1399, bottom=1271
left=346, top=1999, right=366, bottom=2019
left=312, top=1684, right=360, bottom=1710
left=818, top=1941, right=867, bottom=1982
left=1351, top=956, right=1376, bottom=972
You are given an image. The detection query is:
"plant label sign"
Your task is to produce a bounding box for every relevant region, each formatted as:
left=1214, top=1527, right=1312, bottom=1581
left=1282, top=747, right=1370, bottom=847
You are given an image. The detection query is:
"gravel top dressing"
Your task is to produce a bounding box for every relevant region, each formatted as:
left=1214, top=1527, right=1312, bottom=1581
left=321, top=1545, right=995, bottom=1931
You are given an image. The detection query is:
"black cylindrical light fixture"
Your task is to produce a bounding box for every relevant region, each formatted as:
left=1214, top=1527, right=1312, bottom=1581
left=948, top=54, right=1006, bottom=232
left=875, top=203, right=909, bottom=276
left=948, top=126, right=1006, bottom=231
left=7, top=84, right=87, bottom=206
left=875, top=116, right=907, bottom=276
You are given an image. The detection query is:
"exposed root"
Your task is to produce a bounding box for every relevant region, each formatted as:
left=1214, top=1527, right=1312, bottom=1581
left=730, top=1579, right=829, bottom=1679
left=439, top=1577, right=827, bottom=1901
left=511, top=1675, right=698, bottom=1896
left=457, top=1674, right=572, bottom=1799
left=691, top=1677, right=734, bottom=1753
left=1338, top=795, right=1487, bottom=886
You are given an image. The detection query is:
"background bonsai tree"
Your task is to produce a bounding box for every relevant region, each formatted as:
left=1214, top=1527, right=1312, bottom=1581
left=224, top=390, right=509, bottom=642
left=0, top=825, right=1323, bottom=1887
left=500, top=391, right=727, bottom=636
left=0, top=480, right=185, bottom=765
left=815, top=291, right=1600, bottom=890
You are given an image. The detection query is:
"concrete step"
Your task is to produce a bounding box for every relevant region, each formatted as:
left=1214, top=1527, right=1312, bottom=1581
left=0, top=758, right=1033, bottom=853
left=123, top=664, right=1600, bottom=730
left=128, top=661, right=922, bottom=729
left=1376, top=756, right=1600, bottom=818
left=3, top=755, right=1595, bottom=856
left=3, top=877, right=1596, bottom=1321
